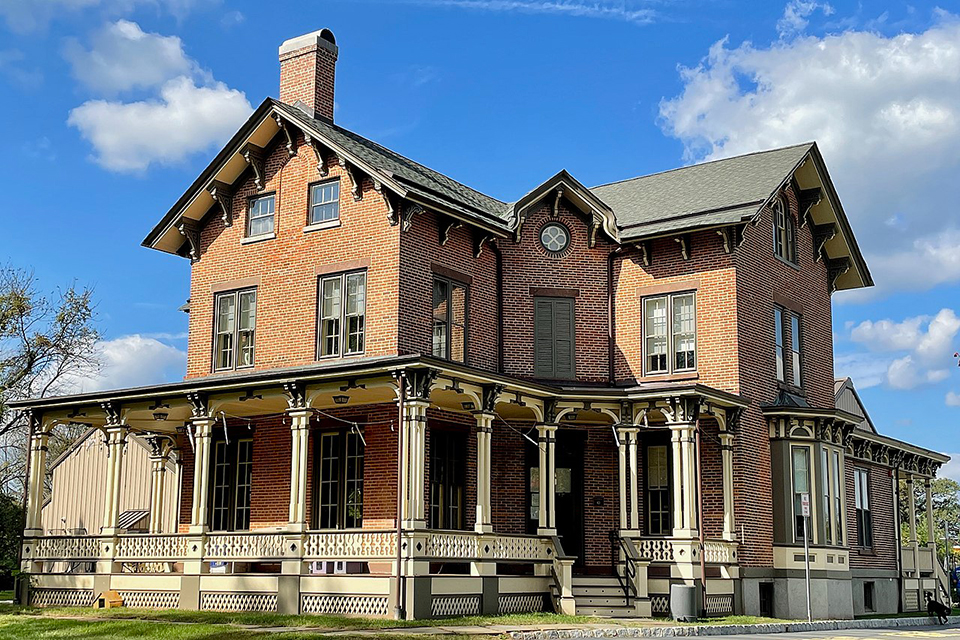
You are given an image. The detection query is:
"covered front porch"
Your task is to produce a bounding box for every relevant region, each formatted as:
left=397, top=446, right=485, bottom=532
left=17, top=356, right=744, bottom=619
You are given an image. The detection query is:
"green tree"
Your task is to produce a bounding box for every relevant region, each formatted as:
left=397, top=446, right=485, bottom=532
left=899, top=477, right=960, bottom=563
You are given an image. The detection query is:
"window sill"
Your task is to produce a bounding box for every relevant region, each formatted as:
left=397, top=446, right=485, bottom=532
left=775, top=254, right=801, bottom=271
left=855, top=547, right=877, bottom=556
left=637, top=371, right=699, bottom=383
left=777, top=381, right=805, bottom=395
left=303, top=219, right=341, bottom=234
left=241, top=233, right=276, bottom=245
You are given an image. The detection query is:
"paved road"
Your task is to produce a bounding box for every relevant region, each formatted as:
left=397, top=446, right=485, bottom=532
left=718, top=624, right=960, bottom=639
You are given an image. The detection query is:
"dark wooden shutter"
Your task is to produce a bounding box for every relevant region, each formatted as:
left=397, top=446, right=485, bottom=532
left=534, top=297, right=575, bottom=379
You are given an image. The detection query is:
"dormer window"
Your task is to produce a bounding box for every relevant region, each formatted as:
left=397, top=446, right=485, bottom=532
left=773, top=196, right=796, bottom=263
left=309, top=179, right=340, bottom=226
left=247, top=194, right=275, bottom=238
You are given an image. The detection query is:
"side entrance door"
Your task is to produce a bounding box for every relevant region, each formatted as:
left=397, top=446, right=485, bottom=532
left=527, top=429, right=586, bottom=566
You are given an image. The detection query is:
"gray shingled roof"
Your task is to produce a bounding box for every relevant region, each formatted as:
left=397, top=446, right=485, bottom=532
left=274, top=101, right=514, bottom=226
left=591, top=143, right=814, bottom=239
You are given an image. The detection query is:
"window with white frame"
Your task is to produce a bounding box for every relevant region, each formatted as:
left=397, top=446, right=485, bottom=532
left=309, top=180, right=340, bottom=225
left=247, top=194, right=275, bottom=237
left=855, top=467, right=873, bottom=547
left=214, top=288, right=256, bottom=371
left=775, top=306, right=803, bottom=388
left=432, top=277, right=468, bottom=363
left=318, top=271, right=366, bottom=358
left=821, top=448, right=832, bottom=545
left=773, top=195, right=796, bottom=263
left=792, top=446, right=812, bottom=542
left=643, top=292, right=696, bottom=376
left=833, top=450, right=843, bottom=545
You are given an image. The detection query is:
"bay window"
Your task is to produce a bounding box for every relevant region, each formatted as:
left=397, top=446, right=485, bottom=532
left=792, top=446, right=811, bottom=542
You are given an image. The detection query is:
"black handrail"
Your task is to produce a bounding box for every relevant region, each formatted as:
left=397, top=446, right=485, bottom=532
left=610, top=531, right=638, bottom=605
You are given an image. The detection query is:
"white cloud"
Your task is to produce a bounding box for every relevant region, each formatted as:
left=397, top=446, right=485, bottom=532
left=777, top=0, right=834, bottom=39
left=63, top=20, right=194, bottom=95
left=844, top=309, right=960, bottom=390
left=69, top=76, right=252, bottom=172
left=659, top=12, right=960, bottom=297
left=0, top=0, right=208, bottom=33
left=61, top=335, right=186, bottom=394
left=398, top=0, right=655, bottom=24
left=833, top=351, right=888, bottom=389
left=946, top=391, right=960, bottom=407
left=939, top=455, right=960, bottom=483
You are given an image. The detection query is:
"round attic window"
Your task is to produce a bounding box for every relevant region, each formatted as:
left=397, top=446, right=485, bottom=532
left=540, top=223, right=570, bottom=253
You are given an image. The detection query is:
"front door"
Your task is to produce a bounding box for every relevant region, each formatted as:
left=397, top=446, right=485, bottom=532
left=527, top=430, right=585, bottom=565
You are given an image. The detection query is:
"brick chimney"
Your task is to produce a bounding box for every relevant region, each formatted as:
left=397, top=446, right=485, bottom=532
left=279, top=28, right=338, bottom=121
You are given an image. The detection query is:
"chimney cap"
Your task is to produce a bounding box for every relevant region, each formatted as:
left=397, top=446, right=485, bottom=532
left=279, top=28, right=338, bottom=57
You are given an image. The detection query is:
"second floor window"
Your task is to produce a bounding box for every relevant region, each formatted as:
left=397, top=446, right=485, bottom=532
left=773, top=196, right=796, bottom=263
left=775, top=307, right=802, bottom=387
left=309, top=179, right=340, bottom=225
left=432, top=277, right=467, bottom=362
left=534, top=297, right=575, bottom=379
left=214, top=288, right=256, bottom=371
left=643, top=292, right=696, bottom=376
left=646, top=444, right=671, bottom=536
left=855, top=467, right=873, bottom=547
left=210, top=437, right=253, bottom=531
left=247, top=194, right=275, bottom=237
left=318, top=271, right=366, bottom=358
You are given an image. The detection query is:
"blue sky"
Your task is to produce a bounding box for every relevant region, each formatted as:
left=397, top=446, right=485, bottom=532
left=0, top=0, right=958, bottom=475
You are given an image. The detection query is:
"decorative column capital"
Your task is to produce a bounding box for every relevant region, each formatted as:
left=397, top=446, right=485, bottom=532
left=472, top=411, right=495, bottom=432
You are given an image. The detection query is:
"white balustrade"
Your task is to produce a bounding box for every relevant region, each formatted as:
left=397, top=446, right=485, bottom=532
left=27, top=536, right=102, bottom=561
left=302, top=531, right=396, bottom=560
left=115, top=535, right=193, bottom=561
left=205, top=533, right=290, bottom=560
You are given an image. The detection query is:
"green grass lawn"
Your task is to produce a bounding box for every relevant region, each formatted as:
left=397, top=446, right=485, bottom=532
left=0, top=593, right=12, bottom=602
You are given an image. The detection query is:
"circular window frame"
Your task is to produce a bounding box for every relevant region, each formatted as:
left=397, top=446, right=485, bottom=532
left=539, top=221, right=572, bottom=256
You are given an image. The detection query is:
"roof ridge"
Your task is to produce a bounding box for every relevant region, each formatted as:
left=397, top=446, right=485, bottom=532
left=591, top=142, right=816, bottom=190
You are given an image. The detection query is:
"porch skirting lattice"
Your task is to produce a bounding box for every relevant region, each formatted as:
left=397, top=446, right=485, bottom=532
left=300, top=594, right=390, bottom=616
left=30, top=588, right=95, bottom=608
left=200, top=591, right=278, bottom=612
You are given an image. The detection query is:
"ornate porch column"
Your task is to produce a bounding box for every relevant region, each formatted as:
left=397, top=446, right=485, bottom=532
left=925, top=478, right=935, bottom=548
left=906, top=474, right=917, bottom=545
left=670, top=423, right=698, bottom=538
left=287, top=410, right=312, bottom=532
left=24, top=413, right=50, bottom=536
left=189, top=418, right=215, bottom=533
left=537, top=424, right=557, bottom=535
left=400, top=398, right=430, bottom=528
left=720, top=432, right=736, bottom=541
left=100, top=402, right=129, bottom=536
left=147, top=437, right=174, bottom=534
left=616, top=427, right=640, bottom=532
left=474, top=411, right=494, bottom=533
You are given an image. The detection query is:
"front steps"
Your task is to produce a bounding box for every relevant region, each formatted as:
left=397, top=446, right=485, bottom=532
left=572, top=575, right=648, bottom=617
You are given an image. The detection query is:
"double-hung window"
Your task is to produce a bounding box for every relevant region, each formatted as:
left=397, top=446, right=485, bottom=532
left=247, top=194, right=275, bottom=237
left=210, top=437, right=253, bottom=531
left=833, top=451, right=843, bottom=544
left=432, top=277, right=468, bottom=363
left=821, top=448, right=832, bottom=545
left=430, top=430, right=467, bottom=530
left=646, top=444, right=671, bottom=536
left=214, top=288, right=256, bottom=371
left=855, top=468, right=873, bottom=547
left=643, top=292, right=696, bottom=376
left=309, top=180, right=340, bottom=225
left=775, top=307, right=802, bottom=387
left=791, top=446, right=811, bottom=542
left=314, top=429, right=364, bottom=529
left=773, top=196, right=796, bottom=263
left=318, top=271, right=366, bottom=358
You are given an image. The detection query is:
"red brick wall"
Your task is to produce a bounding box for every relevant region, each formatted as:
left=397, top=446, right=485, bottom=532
left=846, top=460, right=898, bottom=570
left=733, top=183, right=836, bottom=568
left=185, top=132, right=400, bottom=378
left=398, top=210, right=499, bottom=371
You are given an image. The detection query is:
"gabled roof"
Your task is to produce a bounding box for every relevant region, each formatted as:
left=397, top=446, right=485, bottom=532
left=834, top=377, right=877, bottom=433
left=592, top=143, right=813, bottom=237
left=142, top=100, right=871, bottom=290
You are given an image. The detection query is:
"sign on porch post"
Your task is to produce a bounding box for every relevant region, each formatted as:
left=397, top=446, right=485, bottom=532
left=801, top=492, right=812, bottom=622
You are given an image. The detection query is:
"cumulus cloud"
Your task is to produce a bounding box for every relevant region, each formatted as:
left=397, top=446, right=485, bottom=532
left=939, top=455, right=960, bottom=483
left=659, top=12, right=960, bottom=298
left=843, top=309, right=960, bottom=390
left=394, top=0, right=656, bottom=24
left=63, top=20, right=194, bottom=95
left=61, top=335, right=186, bottom=394
left=65, top=20, right=252, bottom=173
left=68, top=76, right=252, bottom=172
left=777, top=0, right=834, bottom=38
left=946, top=391, right=960, bottom=407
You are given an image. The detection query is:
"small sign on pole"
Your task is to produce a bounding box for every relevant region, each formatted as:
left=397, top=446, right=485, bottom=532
left=801, top=492, right=812, bottom=622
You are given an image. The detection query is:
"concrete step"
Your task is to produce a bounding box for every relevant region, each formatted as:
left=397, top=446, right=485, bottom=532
left=575, top=604, right=642, bottom=617
left=571, top=576, right=623, bottom=587
left=573, top=585, right=629, bottom=597
left=574, top=595, right=630, bottom=607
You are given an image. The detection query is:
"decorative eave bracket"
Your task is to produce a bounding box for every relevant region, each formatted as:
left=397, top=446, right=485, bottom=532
left=717, top=224, right=746, bottom=254
left=812, top=221, right=838, bottom=263
left=304, top=133, right=331, bottom=177
left=338, top=155, right=363, bottom=201
left=637, top=241, right=651, bottom=266
left=207, top=180, right=235, bottom=228
left=798, top=187, right=822, bottom=228
left=827, top=256, right=851, bottom=294
left=675, top=234, right=691, bottom=260
left=177, top=218, right=201, bottom=263
left=240, top=142, right=267, bottom=191
left=439, top=215, right=462, bottom=246
left=474, top=229, right=492, bottom=258
left=274, top=114, right=297, bottom=157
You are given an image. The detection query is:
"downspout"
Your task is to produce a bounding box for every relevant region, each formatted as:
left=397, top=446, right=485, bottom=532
left=895, top=466, right=904, bottom=613
left=489, top=240, right=504, bottom=374
left=695, top=416, right=706, bottom=618
left=394, top=372, right=406, bottom=620
left=607, top=247, right=624, bottom=385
